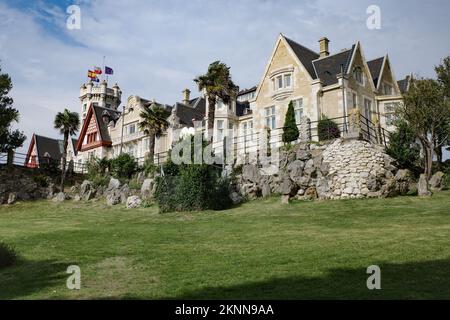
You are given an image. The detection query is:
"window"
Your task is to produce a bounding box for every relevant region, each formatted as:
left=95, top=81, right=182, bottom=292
left=83, top=104, right=87, bottom=112
left=217, top=100, right=224, bottom=109
left=265, top=106, right=276, bottom=130
left=293, top=99, right=303, bottom=123
left=217, top=120, right=224, bottom=141
left=383, top=83, right=393, bottom=95
left=127, top=123, right=136, bottom=135
left=243, top=121, right=254, bottom=142
left=353, top=67, right=364, bottom=85
left=284, top=74, right=292, bottom=88
left=273, top=73, right=293, bottom=92
left=352, top=93, right=357, bottom=109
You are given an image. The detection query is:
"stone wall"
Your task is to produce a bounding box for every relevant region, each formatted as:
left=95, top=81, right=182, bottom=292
left=0, top=165, right=57, bottom=204
left=233, top=138, right=416, bottom=201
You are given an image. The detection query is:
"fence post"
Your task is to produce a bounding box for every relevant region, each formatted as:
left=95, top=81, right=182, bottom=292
left=7, top=149, right=14, bottom=166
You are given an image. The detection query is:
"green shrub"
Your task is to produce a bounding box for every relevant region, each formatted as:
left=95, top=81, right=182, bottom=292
left=128, top=179, right=141, bottom=190
left=318, top=116, right=340, bottom=141
left=0, top=242, right=18, bottom=269
left=33, top=174, right=49, bottom=187
left=110, top=153, right=137, bottom=179
left=155, top=163, right=232, bottom=213
left=143, top=159, right=158, bottom=177
left=282, top=100, right=299, bottom=144
left=386, top=119, right=421, bottom=171
left=91, top=175, right=109, bottom=188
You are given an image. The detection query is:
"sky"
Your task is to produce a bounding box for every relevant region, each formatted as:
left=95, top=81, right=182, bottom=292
left=0, top=0, right=449, bottom=154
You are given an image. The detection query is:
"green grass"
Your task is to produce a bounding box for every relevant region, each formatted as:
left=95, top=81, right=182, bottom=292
left=0, top=192, right=449, bottom=299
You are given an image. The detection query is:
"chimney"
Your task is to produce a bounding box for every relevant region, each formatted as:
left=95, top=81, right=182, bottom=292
left=182, top=88, right=191, bottom=105
left=318, top=37, right=330, bottom=58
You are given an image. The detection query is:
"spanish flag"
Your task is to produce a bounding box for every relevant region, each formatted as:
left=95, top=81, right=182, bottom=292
left=88, top=70, right=97, bottom=78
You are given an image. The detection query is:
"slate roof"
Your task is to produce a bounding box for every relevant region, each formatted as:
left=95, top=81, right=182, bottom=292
left=312, top=45, right=356, bottom=86
left=34, top=134, right=63, bottom=160
left=172, top=97, right=206, bottom=126
left=238, top=86, right=257, bottom=96
left=367, top=57, right=384, bottom=88
left=284, top=37, right=320, bottom=79
left=91, top=105, right=121, bottom=142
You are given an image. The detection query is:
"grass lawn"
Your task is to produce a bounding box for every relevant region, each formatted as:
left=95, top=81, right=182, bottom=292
left=0, top=192, right=449, bottom=299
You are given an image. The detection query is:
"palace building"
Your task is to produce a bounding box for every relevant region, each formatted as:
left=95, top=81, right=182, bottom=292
left=26, top=34, right=411, bottom=170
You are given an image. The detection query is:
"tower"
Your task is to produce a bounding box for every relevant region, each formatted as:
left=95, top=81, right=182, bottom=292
left=79, top=80, right=122, bottom=123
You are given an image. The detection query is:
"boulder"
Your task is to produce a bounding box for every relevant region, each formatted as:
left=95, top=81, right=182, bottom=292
left=80, top=180, right=94, bottom=201
left=304, top=186, right=318, bottom=200
left=315, top=178, right=330, bottom=199
left=7, top=192, right=17, bottom=205
left=119, top=184, right=130, bottom=203
left=281, top=194, right=290, bottom=204
left=52, top=192, right=67, bottom=202
left=141, top=178, right=155, bottom=199
left=242, top=164, right=260, bottom=184
left=296, top=149, right=311, bottom=161
left=418, top=174, right=432, bottom=197
left=429, top=171, right=445, bottom=192
left=106, top=190, right=121, bottom=206
left=280, top=177, right=294, bottom=196
left=286, top=160, right=304, bottom=182
left=261, top=183, right=271, bottom=198
left=394, top=169, right=415, bottom=195
left=230, top=191, right=243, bottom=205
left=126, top=196, right=142, bottom=208
left=108, top=178, right=121, bottom=190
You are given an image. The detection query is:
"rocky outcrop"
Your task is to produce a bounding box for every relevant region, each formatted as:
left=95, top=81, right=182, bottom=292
left=80, top=180, right=96, bottom=201
left=141, top=178, right=156, bottom=200
left=233, top=139, right=417, bottom=202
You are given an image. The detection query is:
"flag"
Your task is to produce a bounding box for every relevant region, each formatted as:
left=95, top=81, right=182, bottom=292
left=91, top=77, right=99, bottom=82
left=94, top=67, right=102, bottom=74
left=87, top=70, right=97, bottom=78
left=105, top=66, right=114, bottom=75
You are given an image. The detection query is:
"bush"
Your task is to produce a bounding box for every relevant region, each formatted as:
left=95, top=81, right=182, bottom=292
left=143, top=159, right=158, bottom=177
left=386, top=119, right=420, bottom=171
left=155, top=163, right=233, bottom=213
left=282, top=100, right=299, bottom=144
left=110, top=153, right=137, bottom=179
left=91, top=175, right=109, bottom=188
left=318, top=116, right=340, bottom=141
left=0, top=242, right=18, bottom=269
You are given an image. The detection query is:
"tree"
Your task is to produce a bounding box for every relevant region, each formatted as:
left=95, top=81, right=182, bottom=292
left=54, top=108, right=80, bottom=190
left=0, top=65, right=26, bottom=154
left=138, top=102, right=170, bottom=163
left=386, top=119, right=420, bottom=170
left=194, top=61, right=238, bottom=139
left=282, top=100, right=299, bottom=144
left=435, top=56, right=450, bottom=157
left=398, top=78, right=450, bottom=179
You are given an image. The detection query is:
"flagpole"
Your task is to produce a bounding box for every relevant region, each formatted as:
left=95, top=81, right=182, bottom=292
left=103, top=56, right=107, bottom=83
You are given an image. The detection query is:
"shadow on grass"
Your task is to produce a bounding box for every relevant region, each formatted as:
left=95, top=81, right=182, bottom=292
left=174, top=258, right=450, bottom=300
left=0, top=259, right=73, bottom=299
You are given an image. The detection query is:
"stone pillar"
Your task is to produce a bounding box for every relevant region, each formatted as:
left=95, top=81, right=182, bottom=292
left=344, top=108, right=361, bottom=140
left=298, top=117, right=311, bottom=142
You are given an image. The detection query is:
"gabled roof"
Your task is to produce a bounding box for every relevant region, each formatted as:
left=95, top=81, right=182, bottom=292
left=312, top=45, right=356, bottom=86
left=238, top=86, right=257, bottom=96
left=76, top=104, right=121, bottom=151
left=35, top=134, right=63, bottom=160
left=284, top=37, right=320, bottom=79
left=367, top=57, right=384, bottom=87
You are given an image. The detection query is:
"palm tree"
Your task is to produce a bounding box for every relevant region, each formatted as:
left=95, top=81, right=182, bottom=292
left=138, top=103, right=170, bottom=163
left=194, top=61, right=238, bottom=139
left=54, top=108, right=80, bottom=191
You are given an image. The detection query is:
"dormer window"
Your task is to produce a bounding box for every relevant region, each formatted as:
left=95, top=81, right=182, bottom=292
left=383, top=83, right=393, bottom=95
left=353, top=67, right=364, bottom=85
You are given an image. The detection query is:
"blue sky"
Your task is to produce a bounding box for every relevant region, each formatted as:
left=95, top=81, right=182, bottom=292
left=0, top=0, right=449, bottom=153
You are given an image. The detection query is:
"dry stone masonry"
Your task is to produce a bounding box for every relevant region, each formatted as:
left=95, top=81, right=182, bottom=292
left=234, top=138, right=418, bottom=201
